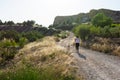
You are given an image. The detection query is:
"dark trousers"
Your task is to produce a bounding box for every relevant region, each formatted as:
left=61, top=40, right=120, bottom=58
left=75, top=43, right=79, bottom=50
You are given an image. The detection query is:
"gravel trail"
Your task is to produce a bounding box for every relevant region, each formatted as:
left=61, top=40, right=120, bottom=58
left=58, top=32, right=120, bottom=80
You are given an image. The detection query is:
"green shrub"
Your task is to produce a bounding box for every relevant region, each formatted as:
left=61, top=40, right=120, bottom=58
left=19, top=37, right=28, bottom=48
left=73, top=24, right=90, bottom=40
left=0, top=66, right=76, bottom=80
left=0, top=39, right=18, bottom=61
left=92, top=13, right=113, bottom=27
left=0, top=30, right=20, bottom=42
left=90, top=26, right=101, bottom=36
left=0, top=39, right=18, bottom=48
left=100, top=26, right=111, bottom=38
left=22, top=31, right=43, bottom=42
left=57, top=31, right=69, bottom=39
left=0, top=67, right=40, bottom=80
left=111, top=24, right=120, bottom=27
left=109, top=26, right=120, bottom=38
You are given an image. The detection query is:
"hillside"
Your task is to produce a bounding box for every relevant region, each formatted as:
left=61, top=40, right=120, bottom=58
left=53, top=9, right=120, bottom=30
left=0, top=36, right=83, bottom=80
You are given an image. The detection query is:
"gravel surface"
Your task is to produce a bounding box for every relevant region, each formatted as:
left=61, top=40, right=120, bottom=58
left=58, top=32, right=120, bottom=80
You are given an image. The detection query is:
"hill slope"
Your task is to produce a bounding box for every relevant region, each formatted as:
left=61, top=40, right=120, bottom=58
left=53, top=9, right=120, bottom=29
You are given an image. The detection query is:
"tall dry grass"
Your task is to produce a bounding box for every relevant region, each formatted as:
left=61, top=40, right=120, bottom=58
left=91, top=43, right=112, bottom=53
left=0, top=36, right=82, bottom=80
left=113, top=46, right=120, bottom=56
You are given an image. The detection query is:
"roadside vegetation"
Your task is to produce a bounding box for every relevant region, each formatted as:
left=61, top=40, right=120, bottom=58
left=0, top=30, right=43, bottom=65
left=0, top=19, right=81, bottom=80
left=56, top=31, right=69, bottom=39
left=0, top=19, right=60, bottom=65
left=73, top=13, right=120, bottom=56
left=0, top=36, right=82, bottom=80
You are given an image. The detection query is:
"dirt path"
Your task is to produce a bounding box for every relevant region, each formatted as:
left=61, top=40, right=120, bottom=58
left=58, top=32, right=120, bottom=80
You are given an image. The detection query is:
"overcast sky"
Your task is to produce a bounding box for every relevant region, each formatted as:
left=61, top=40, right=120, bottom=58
left=0, top=0, right=120, bottom=27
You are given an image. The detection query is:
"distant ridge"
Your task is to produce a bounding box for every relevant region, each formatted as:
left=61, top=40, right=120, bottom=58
left=53, top=8, right=120, bottom=30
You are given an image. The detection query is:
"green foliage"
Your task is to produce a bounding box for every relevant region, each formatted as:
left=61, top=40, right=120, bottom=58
left=22, top=31, right=43, bottom=42
left=0, top=67, right=41, bottom=80
left=0, top=30, right=43, bottom=63
left=0, top=30, right=20, bottom=42
left=0, top=39, right=18, bottom=48
left=73, top=23, right=120, bottom=40
left=6, top=21, right=15, bottom=26
left=0, top=20, right=3, bottom=25
left=100, top=26, right=111, bottom=38
left=0, top=66, right=75, bottom=80
left=56, top=31, right=69, bottom=39
left=21, top=26, right=57, bottom=36
left=92, top=13, right=113, bottom=27
left=23, top=20, right=35, bottom=27
left=19, top=37, right=28, bottom=48
left=73, top=24, right=90, bottom=40
left=111, top=24, right=120, bottom=27
left=90, top=26, right=101, bottom=36
left=109, top=26, right=120, bottom=38
left=0, top=39, right=18, bottom=61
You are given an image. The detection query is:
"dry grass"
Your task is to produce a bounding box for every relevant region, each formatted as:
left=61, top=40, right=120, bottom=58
left=0, top=36, right=83, bottom=80
left=113, top=46, right=120, bottom=56
left=0, top=36, right=80, bottom=79
left=89, top=37, right=119, bottom=54
left=91, top=43, right=112, bottom=53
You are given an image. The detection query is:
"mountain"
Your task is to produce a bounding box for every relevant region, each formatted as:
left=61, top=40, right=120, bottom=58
left=53, top=9, right=120, bottom=30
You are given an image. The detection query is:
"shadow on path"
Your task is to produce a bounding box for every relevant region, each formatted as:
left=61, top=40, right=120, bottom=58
left=77, top=52, right=86, bottom=60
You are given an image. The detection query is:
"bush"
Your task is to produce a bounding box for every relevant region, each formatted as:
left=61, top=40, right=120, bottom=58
left=100, top=26, right=111, bottom=38
left=92, top=13, right=113, bottom=27
left=57, top=31, right=69, bottom=39
left=109, top=26, right=120, bottom=38
left=19, top=37, right=28, bottom=48
left=73, top=24, right=90, bottom=41
left=22, top=31, right=43, bottom=42
left=0, top=39, right=18, bottom=61
left=111, top=24, right=120, bottom=27
left=90, top=25, right=120, bottom=38
left=0, top=66, right=76, bottom=80
left=90, top=26, right=101, bottom=36
left=0, top=30, right=20, bottom=42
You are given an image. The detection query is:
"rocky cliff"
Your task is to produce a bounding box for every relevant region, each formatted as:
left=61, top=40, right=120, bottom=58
left=53, top=9, right=120, bottom=29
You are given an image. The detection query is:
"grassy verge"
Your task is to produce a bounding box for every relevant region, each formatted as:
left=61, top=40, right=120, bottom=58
left=0, top=36, right=83, bottom=80
left=0, top=65, right=75, bottom=80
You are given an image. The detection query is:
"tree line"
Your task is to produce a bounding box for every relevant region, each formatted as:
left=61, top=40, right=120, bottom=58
left=0, top=20, right=42, bottom=27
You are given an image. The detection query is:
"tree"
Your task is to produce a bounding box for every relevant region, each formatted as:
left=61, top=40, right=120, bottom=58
left=92, top=13, right=113, bottom=27
left=23, top=20, right=35, bottom=27
left=73, top=24, right=90, bottom=41
left=0, top=30, right=20, bottom=42
left=6, top=21, right=15, bottom=26
left=17, top=23, right=23, bottom=26
left=48, top=24, right=54, bottom=29
left=0, top=20, right=3, bottom=25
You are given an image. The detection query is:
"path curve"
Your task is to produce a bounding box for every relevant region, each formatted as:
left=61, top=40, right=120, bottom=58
left=58, top=32, right=120, bottom=80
